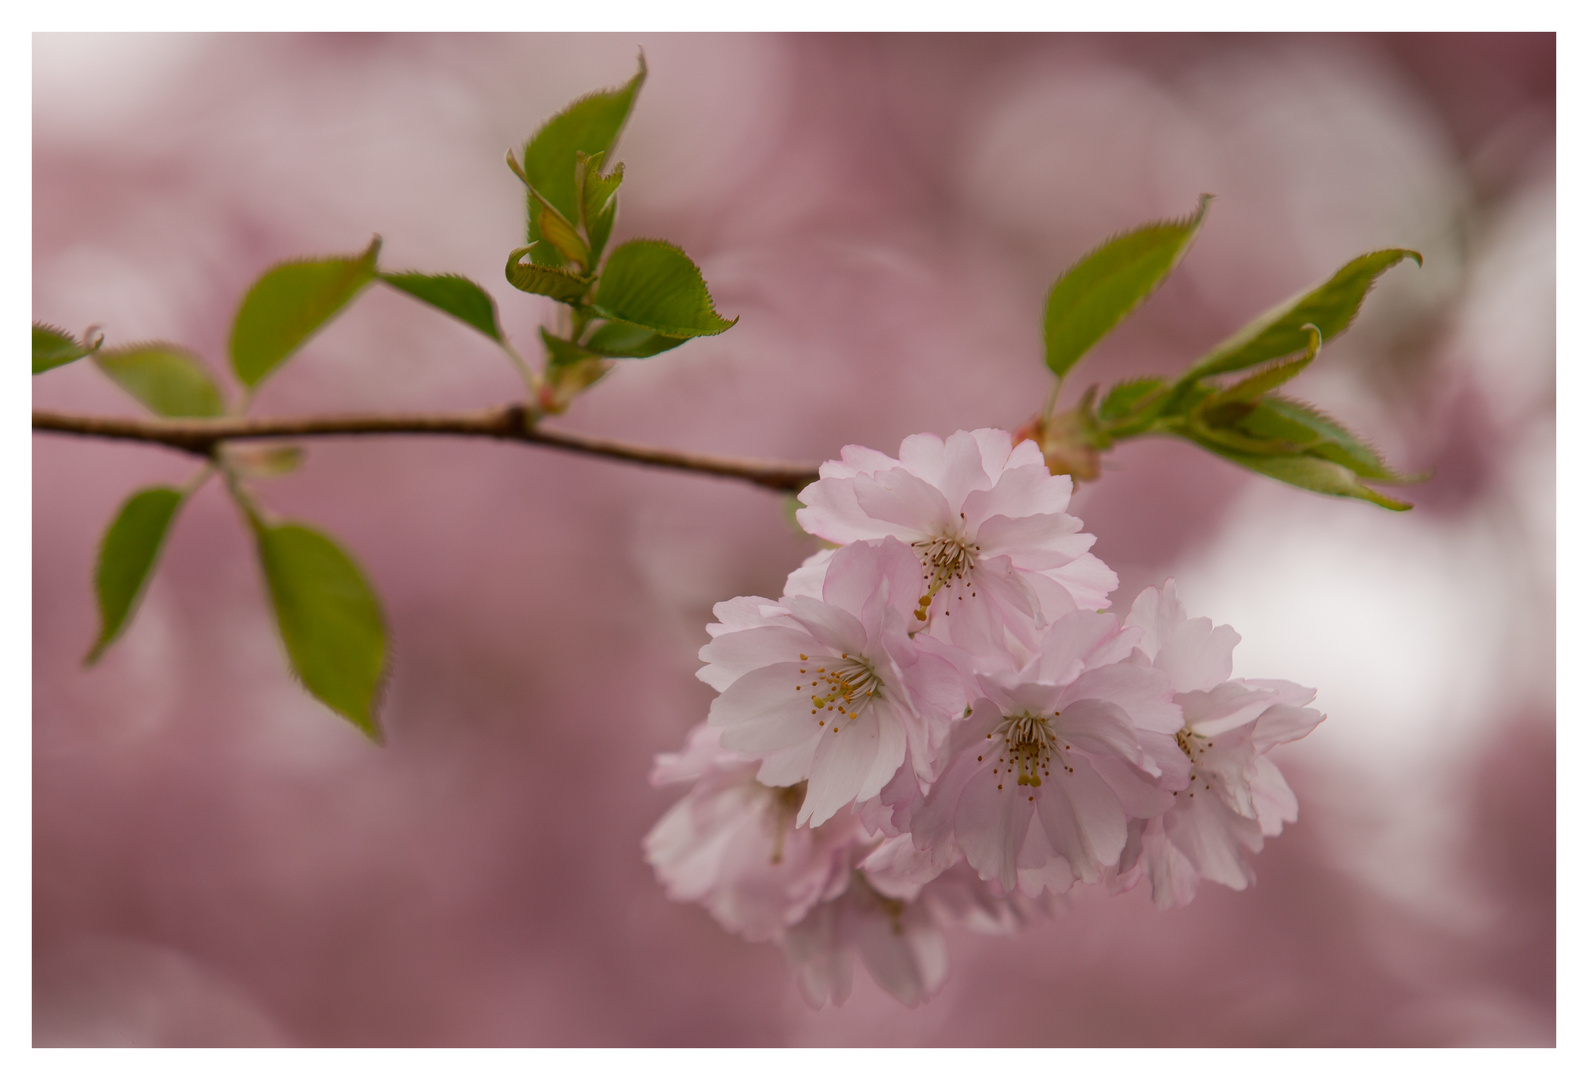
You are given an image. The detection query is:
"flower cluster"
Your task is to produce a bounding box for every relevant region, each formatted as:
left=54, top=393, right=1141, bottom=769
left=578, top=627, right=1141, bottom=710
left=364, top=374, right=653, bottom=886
left=644, top=430, right=1323, bottom=1007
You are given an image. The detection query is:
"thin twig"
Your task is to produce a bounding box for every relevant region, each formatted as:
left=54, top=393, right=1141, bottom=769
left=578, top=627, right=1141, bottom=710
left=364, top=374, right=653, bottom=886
left=32, top=405, right=822, bottom=494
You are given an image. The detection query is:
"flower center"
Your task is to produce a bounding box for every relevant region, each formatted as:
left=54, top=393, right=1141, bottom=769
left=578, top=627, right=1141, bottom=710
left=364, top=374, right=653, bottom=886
left=911, top=531, right=980, bottom=620
left=1174, top=726, right=1215, bottom=798
left=983, top=711, right=1073, bottom=797
left=1174, top=727, right=1210, bottom=761
left=792, top=653, right=881, bottom=734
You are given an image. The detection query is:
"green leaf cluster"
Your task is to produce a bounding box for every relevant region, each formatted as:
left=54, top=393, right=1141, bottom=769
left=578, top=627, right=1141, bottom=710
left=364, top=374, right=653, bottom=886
left=1043, top=237, right=1424, bottom=510
left=56, top=238, right=421, bottom=736
left=46, top=62, right=746, bottom=740
left=519, top=59, right=646, bottom=267
left=84, top=465, right=388, bottom=739
left=503, top=57, right=735, bottom=393
left=43, top=240, right=402, bottom=733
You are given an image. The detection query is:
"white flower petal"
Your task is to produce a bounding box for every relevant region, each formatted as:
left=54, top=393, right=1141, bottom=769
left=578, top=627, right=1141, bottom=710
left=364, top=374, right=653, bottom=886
left=711, top=663, right=826, bottom=752
left=954, top=770, right=1035, bottom=892
left=799, top=707, right=903, bottom=827
left=699, top=624, right=819, bottom=692
left=1250, top=755, right=1300, bottom=835
left=1032, top=757, right=1128, bottom=878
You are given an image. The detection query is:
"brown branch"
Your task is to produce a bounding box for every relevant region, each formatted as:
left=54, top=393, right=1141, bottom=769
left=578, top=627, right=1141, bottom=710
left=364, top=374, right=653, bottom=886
left=32, top=405, right=822, bottom=494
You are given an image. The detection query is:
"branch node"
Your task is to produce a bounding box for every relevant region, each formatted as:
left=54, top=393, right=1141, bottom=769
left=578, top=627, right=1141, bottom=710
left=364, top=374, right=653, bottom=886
left=501, top=403, right=531, bottom=437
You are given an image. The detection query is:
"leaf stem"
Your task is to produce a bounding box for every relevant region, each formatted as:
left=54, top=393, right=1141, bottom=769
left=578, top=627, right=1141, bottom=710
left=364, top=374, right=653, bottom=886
left=498, top=336, right=540, bottom=400
left=216, top=458, right=269, bottom=529
left=181, top=462, right=217, bottom=498
left=1041, top=377, right=1062, bottom=420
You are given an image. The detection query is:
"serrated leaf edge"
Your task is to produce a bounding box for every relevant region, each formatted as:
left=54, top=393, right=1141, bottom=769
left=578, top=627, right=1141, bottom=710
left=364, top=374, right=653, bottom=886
left=1044, top=194, right=1212, bottom=380
left=1262, top=394, right=1427, bottom=485
left=521, top=54, right=648, bottom=162
left=504, top=246, right=595, bottom=300
left=378, top=271, right=503, bottom=341
left=1050, top=194, right=1213, bottom=289
left=1184, top=248, right=1421, bottom=383
left=33, top=321, right=100, bottom=374
left=593, top=237, right=738, bottom=338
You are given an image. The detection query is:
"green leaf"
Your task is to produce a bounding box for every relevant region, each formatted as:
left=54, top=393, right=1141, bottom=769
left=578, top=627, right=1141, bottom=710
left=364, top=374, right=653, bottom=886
left=1182, top=419, right=1310, bottom=457
left=34, top=322, right=100, bottom=374
left=1194, top=325, right=1320, bottom=428
left=86, top=486, right=185, bottom=664
left=1204, top=330, right=1318, bottom=405
left=229, top=237, right=381, bottom=388
left=590, top=239, right=736, bottom=339
left=1183, top=249, right=1420, bottom=381
left=1043, top=195, right=1210, bottom=381
left=579, top=152, right=624, bottom=264
left=521, top=57, right=646, bottom=265
left=539, top=327, right=600, bottom=368
left=1098, top=377, right=1167, bottom=423
left=253, top=520, right=387, bottom=739
left=1192, top=444, right=1412, bottom=511
left=583, top=319, right=687, bottom=359
left=505, top=246, right=594, bottom=304
left=1238, top=395, right=1422, bottom=484
left=533, top=199, right=591, bottom=268
left=93, top=343, right=226, bottom=418
left=380, top=272, right=502, bottom=342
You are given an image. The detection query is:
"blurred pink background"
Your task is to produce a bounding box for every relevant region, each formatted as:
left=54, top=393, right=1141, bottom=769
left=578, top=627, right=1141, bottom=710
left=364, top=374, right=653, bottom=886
left=32, top=34, right=1555, bottom=1046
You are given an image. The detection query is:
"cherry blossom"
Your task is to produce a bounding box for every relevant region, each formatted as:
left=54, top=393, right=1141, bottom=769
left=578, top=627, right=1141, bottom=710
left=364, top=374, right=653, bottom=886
left=783, top=828, right=1056, bottom=1008
left=698, top=538, right=969, bottom=827
left=861, top=833, right=1039, bottom=934
left=1111, top=581, right=1325, bottom=906
left=643, top=724, right=859, bottom=941
left=781, top=868, right=950, bottom=1008
left=649, top=435, right=1328, bottom=1008
left=910, top=609, right=1184, bottom=895
left=793, top=429, right=1118, bottom=652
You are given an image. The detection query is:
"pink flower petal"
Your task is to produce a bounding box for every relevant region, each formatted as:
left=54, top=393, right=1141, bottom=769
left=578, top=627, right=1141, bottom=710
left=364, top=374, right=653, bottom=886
left=711, top=662, right=828, bottom=753
left=852, top=469, right=954, bottom=537
left=1157, top=616, right=1240, bottom=693
left=799, top=708, right=906, bottom=827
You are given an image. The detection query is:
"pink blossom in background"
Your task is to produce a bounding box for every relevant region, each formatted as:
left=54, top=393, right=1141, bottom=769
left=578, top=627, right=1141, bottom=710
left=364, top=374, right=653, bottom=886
left=33, top=34, right=1554, bottom=1045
